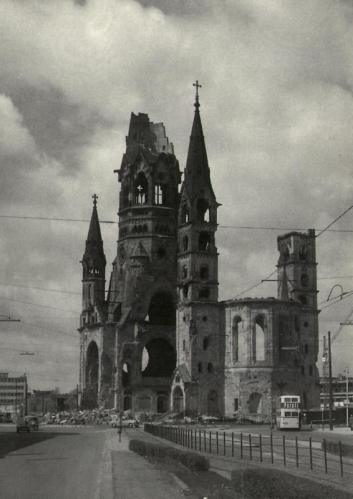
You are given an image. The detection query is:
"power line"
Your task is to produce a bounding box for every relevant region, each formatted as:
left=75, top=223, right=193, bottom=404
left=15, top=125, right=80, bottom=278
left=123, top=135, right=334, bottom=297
left=2, top=213, right=353, bottom=234
left=319, top=290, right=353, bottom=311
left=0, top=282, right=80, bottom=295
left=231, top=269, right=277, bottom=299
left=317, top=203, right=353, bottom=238
left=0, top=296, right=77, bottom=315
left=0, top=214, right=116, bottom=224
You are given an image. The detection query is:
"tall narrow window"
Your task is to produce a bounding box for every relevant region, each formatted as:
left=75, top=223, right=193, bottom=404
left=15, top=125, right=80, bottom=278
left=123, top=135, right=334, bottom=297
left=200, top=265, right=209, bottom=279
left=199, top=232, right=211, bottom=251
left=254, top=315, right=266, bottom=362
left=135, top=172, right=148, bottom=205
left=232, top=316, right=242, bottom=363
left=197, top=199, right=210, bottom=222
left=181, top=205, right=189, bottom=223
left=154, top=184, right=162, bottom=205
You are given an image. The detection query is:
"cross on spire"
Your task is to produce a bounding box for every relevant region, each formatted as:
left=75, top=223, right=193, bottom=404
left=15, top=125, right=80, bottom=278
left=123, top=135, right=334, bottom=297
left=92, top=193, right=98, bottom=206
left=193, top=80, right=202, bottom=109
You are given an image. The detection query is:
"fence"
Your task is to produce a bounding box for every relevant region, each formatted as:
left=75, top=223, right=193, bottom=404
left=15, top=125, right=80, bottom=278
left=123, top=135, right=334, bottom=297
left=144, top=423, right=353, bottom=480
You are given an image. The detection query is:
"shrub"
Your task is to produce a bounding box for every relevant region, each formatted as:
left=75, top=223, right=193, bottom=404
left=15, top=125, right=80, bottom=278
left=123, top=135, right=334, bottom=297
left=129, top=439, right=209, bottom=471
left=231, top=468, right=353, bottom=499
left=323, top=441, right=353, bottom=458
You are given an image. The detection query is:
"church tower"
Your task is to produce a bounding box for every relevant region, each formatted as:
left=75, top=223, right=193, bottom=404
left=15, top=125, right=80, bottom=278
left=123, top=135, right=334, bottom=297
left=107, top=113, right=181, bottom=414
left=78, top=195, right=109, bottom=410
left=81, top=194, right=106, bottom=325
left=172, top=83, right=223, bottom=417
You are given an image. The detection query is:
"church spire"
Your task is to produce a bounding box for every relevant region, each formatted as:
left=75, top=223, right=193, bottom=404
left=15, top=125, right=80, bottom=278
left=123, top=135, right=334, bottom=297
left=83, top=194, right=106, bottom=275
left=184, top=82, right=215, bottom=198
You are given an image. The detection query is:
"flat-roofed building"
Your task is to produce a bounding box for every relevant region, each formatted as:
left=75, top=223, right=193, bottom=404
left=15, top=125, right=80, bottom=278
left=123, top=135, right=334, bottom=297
left=0, top=372, right=27, bottom=415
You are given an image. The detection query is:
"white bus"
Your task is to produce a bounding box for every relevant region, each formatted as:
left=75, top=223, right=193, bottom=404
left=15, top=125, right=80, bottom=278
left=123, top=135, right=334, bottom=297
left=276, top=395, right=301, bottom=430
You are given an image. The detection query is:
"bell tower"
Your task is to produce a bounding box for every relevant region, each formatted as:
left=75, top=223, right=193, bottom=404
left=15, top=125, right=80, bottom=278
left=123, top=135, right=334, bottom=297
left=177, top=81, right=219, bottom=306
left=277, top=229, right=317, bottom=308
left=81, top=194, right=106, bottom=324
left=173, top=83, right=222, bottom=417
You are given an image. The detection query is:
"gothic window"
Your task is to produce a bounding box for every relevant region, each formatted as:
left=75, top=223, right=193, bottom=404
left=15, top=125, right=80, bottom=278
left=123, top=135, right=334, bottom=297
left=309, top=365, right=313, bottom=376
left=197, top=198, right=210, bottom=222
left=232, top=316, right=242, bottom=363
left=181, top=205, right=190, bottom=223
left=200, top=265, right=209, bottom=279
left=199, top=288, right=210, bottom=299
left=135, top=172, right=148, bottom=205
left=154, top=184, right=163, bottom=205
left=254, top=315, right=266, bottom=362
left=182, top=265, right=188, bottom=279
left=304, top=343, right=309, bottom=355
left=299, top=245, right=307, bottom=261
left=207, top=362, right=214, bottom=373
left=122, top=184, right=129, bottom=208
left=199, top=232, right=211, bottom=251
left=182, top=235, right=189, bottom=251
left=198, top=362, right=202, bottom=373
left=182, top=339, right=186, bottom=351
left=203, top=337, right=210, bottom=350
left=182, top=285, right=189, bottom=298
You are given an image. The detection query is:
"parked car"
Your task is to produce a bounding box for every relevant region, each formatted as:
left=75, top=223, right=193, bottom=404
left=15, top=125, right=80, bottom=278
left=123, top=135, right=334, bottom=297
left=199, top=415, right=219, bottom=425
left=16, top=416, right=31, bottom=433
left=25, top=416, right=39, bottom=431
left=122, top=418, right=139, bottom=428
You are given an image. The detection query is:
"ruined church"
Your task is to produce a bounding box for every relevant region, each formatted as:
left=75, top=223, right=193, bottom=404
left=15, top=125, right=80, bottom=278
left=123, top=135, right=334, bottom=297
left=78, top=87, right=320, bottom=418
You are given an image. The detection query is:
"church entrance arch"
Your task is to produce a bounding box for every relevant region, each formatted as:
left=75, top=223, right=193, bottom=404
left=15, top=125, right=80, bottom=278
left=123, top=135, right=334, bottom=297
left=173, top=386, right=184, bottom=414
left=84, top=341, right=99, bottom=408
left=141, top=338, right=176, bottom=377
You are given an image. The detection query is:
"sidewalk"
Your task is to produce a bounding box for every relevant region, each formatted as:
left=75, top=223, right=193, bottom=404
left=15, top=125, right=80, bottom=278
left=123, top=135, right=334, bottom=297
left=99, top=429, right=186, bottom=499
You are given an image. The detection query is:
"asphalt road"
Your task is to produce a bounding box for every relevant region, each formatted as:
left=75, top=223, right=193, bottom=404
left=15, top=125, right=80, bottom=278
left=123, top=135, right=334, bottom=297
left=0, top=425, right=110, bottom=499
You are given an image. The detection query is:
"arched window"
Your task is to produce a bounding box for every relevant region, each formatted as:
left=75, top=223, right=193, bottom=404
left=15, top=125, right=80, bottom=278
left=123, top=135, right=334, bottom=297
left=197, top=198, right=210, bottom=222
left=135, top=172, right=148, bottom=205
left=207, top=362, right=214, bottom=373
left=203, top=337, right=210, bottom=350
left=198, top=362, right=202, bottom=373
left=182, top=235, right=189, bottom=251
left=182, top=265, right=188, bottom=279
left=154, top=184, right=167, bottom=205
left=182, top=285, right=188, bottom=299
left=254, top=316, right=266, bottom=361
left=181, top=205, right=190, bottom=223
left=199, top=232, right=211, bottom=251
left=232, top=316, right=242, bottom=363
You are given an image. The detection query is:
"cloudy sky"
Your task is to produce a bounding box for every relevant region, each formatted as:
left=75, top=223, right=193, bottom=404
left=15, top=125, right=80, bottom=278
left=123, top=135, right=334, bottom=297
left=1, top=0, right=353, bottom=392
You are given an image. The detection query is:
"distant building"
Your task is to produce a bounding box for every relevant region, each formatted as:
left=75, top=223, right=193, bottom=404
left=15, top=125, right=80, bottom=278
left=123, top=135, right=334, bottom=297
left=78, top=89, right=320, bottom=417
left=0, top=372, right=27, bottom=416
left=320, top=375, right=353, bottom=409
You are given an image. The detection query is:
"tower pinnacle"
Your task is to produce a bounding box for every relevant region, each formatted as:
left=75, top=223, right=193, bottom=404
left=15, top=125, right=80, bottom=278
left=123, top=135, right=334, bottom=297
left=92, top=193, right=98, bottom=207
left=193, top=80, right=202, bottom=109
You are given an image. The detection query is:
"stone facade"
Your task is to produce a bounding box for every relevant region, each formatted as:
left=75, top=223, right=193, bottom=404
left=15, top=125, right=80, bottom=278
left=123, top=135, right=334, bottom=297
left=78, top=94, right=320, bottom=417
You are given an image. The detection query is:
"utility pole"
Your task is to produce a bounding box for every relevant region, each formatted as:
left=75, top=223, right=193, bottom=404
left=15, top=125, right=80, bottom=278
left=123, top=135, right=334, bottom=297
left=328, top=331, right=334, bottom=431
left=346, top=368, right=350, bottom=428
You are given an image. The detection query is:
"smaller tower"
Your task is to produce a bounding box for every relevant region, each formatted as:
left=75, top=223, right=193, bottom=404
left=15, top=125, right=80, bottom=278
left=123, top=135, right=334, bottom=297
left=81, top=194, right=106, bottom=325
left=277, top=229, right=317, bottom=308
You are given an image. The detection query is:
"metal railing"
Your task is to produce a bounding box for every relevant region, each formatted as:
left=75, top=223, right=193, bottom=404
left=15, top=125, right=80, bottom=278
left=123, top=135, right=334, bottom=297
left=144, top=424, right=353, bottom=481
